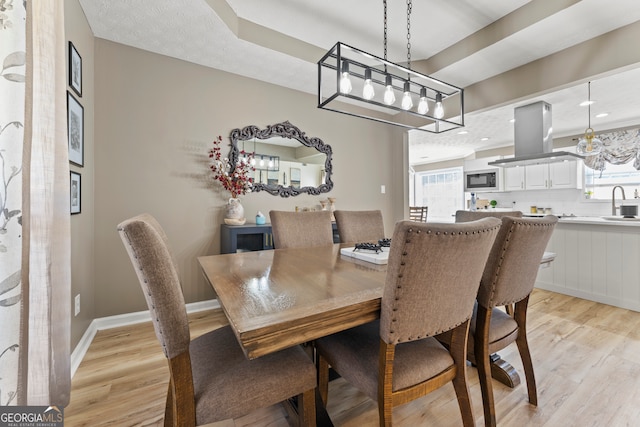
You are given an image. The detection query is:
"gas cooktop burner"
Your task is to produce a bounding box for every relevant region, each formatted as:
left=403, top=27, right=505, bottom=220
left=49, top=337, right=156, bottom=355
left=354, top=243, right=383, bottom=253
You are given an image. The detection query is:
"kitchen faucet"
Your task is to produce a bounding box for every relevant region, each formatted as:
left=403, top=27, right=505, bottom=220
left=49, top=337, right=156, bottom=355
left=612, top=185, right=626, bottom=215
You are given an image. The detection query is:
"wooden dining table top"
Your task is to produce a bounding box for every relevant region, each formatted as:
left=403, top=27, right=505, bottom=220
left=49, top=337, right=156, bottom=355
left=197, top=244, right=388, bottom=359
left=198, top=243, right=557, bottom=360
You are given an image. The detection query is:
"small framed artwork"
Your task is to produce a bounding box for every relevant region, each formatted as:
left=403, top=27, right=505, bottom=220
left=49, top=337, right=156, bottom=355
left=68, top=41, right=82, bottom=97
left=70, top=171, right=81, bottom=215
left=67, top=91, right=84, bottom=167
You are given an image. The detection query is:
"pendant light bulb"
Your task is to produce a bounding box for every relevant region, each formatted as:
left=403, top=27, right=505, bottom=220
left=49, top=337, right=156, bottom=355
left=434, top=92, right=444, bottom=119
left=250, top=157, right=256, bottom=166
left=417, top=87, right=429, bottom=115
left=268, top=157, right=274, bottom=168
left=259, top=156, right=265, bottom=167
left=383, top=74, right=395, bottom=105
left=339, top=61, right=352, bottom=95
left=362, top=68, right=375, bottom=100
left=576, top=128, right=602, bottom=156
left=401, top=81, right=413, bottom=110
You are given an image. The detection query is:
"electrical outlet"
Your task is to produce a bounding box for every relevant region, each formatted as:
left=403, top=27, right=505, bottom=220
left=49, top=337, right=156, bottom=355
left=381, top=185, right=386, bottom=194
left=75, top=294, right=80, bottom=316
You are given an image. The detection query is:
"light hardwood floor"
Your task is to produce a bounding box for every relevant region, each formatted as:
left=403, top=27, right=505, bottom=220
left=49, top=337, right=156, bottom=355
left=65, top=289, right=640, bottom=426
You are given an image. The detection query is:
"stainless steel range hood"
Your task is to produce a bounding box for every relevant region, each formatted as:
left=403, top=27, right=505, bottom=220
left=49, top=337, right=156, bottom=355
left=488, top=101, right=584, bottom=167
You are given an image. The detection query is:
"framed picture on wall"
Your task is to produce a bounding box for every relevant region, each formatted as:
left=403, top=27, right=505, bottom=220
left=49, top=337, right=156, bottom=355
left=67, top=91, right=84, bottom=167
left=69, top=41, right=82, bottom=97
left=70, top=171, right=81, bottom=215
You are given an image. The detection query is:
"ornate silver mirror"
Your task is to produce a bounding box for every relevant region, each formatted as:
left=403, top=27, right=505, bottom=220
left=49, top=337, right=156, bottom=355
left=229, top=121, right=333, bottom=197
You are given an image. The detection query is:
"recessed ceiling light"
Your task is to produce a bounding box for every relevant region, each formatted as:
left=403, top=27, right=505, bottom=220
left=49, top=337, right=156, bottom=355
left=579, top=100, right=595, bottom=107
left=457, top=130, right=469, bottom=135
left=595, top=112, right=609, bottom=118
left=509, top=119, right=515, bottom=123
left=480, top=137, right=490, bottom=141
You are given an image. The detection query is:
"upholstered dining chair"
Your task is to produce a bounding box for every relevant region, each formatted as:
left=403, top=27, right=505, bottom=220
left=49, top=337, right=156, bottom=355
left=408, top=206, right=428, bottom=222
left=269, top=210, right=333, bottom=249
left=334, top=210, right=385, bottom=244
left=455, top=209, right=522, bottom=223
left=118, top=214, right=316, bottom=426
left=316, top=218, right=502, bottom=427
left=469, top=215, right=557, bottom=427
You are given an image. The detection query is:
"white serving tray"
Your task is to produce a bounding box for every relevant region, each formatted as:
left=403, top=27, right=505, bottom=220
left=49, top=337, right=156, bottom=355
left=340, top=247, right=390, bottom=264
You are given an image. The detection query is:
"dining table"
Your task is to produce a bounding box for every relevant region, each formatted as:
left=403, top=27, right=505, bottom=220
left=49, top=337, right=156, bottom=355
left=198, top=244, right=387, bottom=360
left=197, top=243, right=556, bottom=423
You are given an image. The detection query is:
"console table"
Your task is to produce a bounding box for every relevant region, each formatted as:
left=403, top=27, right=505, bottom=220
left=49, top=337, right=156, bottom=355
left=221, top=223, right=339, bottom=254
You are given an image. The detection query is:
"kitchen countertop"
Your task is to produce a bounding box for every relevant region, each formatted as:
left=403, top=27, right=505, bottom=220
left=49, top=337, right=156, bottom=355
left=557, top=216, right=640, bottom=226
left=436, top=213, right=640, bottom=226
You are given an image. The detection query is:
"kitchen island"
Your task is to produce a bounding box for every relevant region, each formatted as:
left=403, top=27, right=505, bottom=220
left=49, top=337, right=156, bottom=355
left=536, top=216, right=640, bottom=312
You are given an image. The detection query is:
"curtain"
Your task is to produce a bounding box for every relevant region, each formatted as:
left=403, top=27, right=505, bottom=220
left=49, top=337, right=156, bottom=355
left=0, top=0, right=26, bottom=407
left=0, top=0, right=71, bottom=406
left=583, top=127, right=640, bottom=173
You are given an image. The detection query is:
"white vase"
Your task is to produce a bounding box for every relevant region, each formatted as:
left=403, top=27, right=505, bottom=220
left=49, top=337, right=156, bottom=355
left=224, top=198, right=246, bottom=225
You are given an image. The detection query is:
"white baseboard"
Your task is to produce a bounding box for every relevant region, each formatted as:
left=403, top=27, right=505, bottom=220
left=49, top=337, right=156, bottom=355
left=70, top=321, right=97, bottom=380
left=71, top=299, right=220, bottom=378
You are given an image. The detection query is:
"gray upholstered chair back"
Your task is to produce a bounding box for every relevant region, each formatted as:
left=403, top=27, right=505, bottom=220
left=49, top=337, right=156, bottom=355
left=455, top=210, right=523, bottom=223
left=269, top=210, right=334, bottom=249
left=379, top=218, right=501, bottom=345
left=477, top=215, right=558, bottom=308
left=334, top=210, right=385, bottom=244
left=117, top=213, right=190, bottom=360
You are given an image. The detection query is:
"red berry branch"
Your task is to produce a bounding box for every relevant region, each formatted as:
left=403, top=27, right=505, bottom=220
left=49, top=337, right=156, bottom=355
left=209, top=135, right=255, bottom=199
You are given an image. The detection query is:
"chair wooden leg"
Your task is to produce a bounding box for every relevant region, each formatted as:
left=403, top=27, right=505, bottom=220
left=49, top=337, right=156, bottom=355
left=298, top=388, right=317, bottom=427
left=475, top=305, right=497, bottom=427
left=164, top=381, right=174, bottom=427
left=514, top=297, right=537, bottom=406
left=317, top=354, right=330, bottom=406
left=378, top=340, right=395, bottom=427
left=449, top=321, right=475, bottom=427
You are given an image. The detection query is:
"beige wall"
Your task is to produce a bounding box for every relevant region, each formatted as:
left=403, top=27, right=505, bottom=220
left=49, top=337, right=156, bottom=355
left=65, top=0, right=95, bottom=349
left=92, top=40, right=406, bottom=320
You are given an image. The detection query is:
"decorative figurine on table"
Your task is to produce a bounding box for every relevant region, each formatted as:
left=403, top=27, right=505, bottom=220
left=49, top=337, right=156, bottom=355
left=255, top=211, right=266, bottom=225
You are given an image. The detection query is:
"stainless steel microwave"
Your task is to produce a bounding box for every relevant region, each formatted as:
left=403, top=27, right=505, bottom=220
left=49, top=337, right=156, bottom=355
left=464, top=169, right=502, bottom=192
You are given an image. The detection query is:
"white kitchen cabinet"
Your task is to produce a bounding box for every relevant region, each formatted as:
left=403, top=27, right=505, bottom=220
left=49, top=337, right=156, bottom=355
left=548, top=161, right=578, bottom=189
left=505, top=160, right=579, bottom=191
left=524, top=164, right=549, bottom=190
left=504, top=166, right=525, bottom=191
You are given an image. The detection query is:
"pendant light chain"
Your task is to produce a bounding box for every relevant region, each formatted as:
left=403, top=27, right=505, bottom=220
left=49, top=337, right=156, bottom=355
left=383, top=0, right=388, bottom=62
left=588, top=81, right=592, bottom=129
left=406, top=0, right=412, bottom=71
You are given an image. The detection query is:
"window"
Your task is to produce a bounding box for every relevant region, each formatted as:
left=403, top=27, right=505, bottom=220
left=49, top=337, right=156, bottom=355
left=584, top=162, right=640, bottom=199
left=414, top=167, right=464, bottom=219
